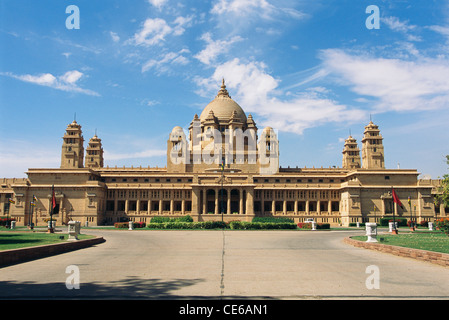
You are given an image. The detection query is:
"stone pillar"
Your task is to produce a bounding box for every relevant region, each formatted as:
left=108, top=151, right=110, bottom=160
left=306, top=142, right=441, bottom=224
left=181, top=199, right=185, bottom=215
left=203, top=189, right=207, bottom=214
left=68, top=221, right=80, bottom=241
left=215, top=188, right=219, bottom=214
left=148, top=200, right=151, bottom=215
left=192, top=187, right=199, bottom=214
left=227, top=189, right=231, bottom=215
left=365, top=223, right=378, bottom=242
left=239, top=189, right=244, bottom=214
left=246, top=188, right=254, bottom=215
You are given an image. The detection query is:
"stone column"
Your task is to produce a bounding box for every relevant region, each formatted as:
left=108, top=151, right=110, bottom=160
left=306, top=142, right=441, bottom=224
left=191, top=187, right=200, bottom=215
left=215, top=188, right=219, bottom=214
left=246, top=188, right=254, bottom=215
left=227, top=189, right=231, bottom=215
left=203, top=189, right=207, bottom=214
left=238, top=189, right=242, bottom=214
left=148, top=200, right=151, bottom=215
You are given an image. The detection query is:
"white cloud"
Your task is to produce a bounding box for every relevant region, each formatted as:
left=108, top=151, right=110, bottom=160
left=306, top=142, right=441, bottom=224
left=59, top=70, right=83, bottom=84
left=320, top=49, right=449, bottom=113
left=1, top=70, right=100, bottom=96
left=173, top=15, right=194, bottom=36
left=383, top=16, right=416, bottom=33
left=142, top=50, right=189, bottom=73
left=211, top=0, right=305, bottom=20
left=131, top=18, right=172, bottom=46
left=110, top=31, right=120, bottom=42
left=148, top=0, right=167, bottom=10
left=194, top=33, right=244, bottom=65
left=382, top=16, right=421, bottom=42
left=195, top=58, right=366, bottom=134
left=428, top=25, right=449, bottom=38
left=130, top=16, right=194, bottom=46
left=211, top=0, right=274, bottom=16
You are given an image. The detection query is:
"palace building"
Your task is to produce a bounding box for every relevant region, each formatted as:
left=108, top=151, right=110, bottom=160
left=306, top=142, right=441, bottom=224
left=0, top=81, right=446, bottom=227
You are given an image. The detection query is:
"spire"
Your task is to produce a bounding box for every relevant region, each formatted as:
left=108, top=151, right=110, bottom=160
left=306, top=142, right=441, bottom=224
left=216, top=78, right=230, bottom=98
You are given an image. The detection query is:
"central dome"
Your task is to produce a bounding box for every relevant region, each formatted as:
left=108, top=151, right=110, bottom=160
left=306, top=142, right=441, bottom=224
left=199, top=80, right=247, bottom=123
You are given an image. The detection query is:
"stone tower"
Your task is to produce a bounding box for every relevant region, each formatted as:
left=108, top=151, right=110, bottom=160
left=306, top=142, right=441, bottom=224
left=361, top=121, right=385, bottom=169
left=342, top=135, right=361, bottom=169
left=61, top=120, right=84, bottom=168
left=85, top=134, right=104, bottom=168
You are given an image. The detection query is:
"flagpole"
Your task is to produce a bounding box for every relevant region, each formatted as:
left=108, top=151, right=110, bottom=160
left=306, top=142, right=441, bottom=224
left=49, top=185, right=55, bottom=233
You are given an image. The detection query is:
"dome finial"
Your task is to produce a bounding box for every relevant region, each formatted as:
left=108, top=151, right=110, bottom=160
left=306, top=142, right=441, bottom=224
left=217, top=78, right=230, bottom=98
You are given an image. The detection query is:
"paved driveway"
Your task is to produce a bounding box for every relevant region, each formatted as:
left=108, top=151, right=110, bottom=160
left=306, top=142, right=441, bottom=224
left=0, top=229, right=448, bottom=299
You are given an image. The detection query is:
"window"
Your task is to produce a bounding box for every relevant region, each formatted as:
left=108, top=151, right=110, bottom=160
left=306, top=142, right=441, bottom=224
left=385, top=176, right=390, bottom=180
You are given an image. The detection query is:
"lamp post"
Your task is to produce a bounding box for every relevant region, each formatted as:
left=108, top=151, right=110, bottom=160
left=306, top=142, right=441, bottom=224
left=408, top=196, right=414, bottom=231
left=414, top=204, right=416, bottom=230
left=373, top=205, right=377, bottom=235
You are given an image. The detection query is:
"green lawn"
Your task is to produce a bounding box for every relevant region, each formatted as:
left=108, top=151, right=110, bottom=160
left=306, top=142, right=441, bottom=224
left=0, top=231, right=93, bottom=251
left=352, top=232, right=449, bottom=254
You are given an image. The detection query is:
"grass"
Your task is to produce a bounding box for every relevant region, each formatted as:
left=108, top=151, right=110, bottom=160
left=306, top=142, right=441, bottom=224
left=0, top=230, right=94, bottom=251
left=352, top=232, right=449, bottom=254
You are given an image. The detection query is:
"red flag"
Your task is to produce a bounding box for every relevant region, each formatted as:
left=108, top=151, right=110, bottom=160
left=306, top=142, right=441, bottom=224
left=392, top=188, right=404, bottom=209
left=51, top=185, right=56, bottom=209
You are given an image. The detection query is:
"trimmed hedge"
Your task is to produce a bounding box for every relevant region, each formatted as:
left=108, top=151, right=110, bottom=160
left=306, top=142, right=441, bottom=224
left=150, top=215, right=194, bottom=223
left=379, top=217, right=408, bottom=227
left=114, top=222, right=129, bottom=229
left=148, top=221, right=227, bottom=229
left=297, top=222, right=330, bottom=230
left=229, top=221, right=297, bottom=230
left=252, top=216, right=294, bottom=223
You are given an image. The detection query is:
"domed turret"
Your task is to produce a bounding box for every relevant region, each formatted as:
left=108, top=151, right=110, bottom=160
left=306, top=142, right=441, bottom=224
left=199, top=79, right=247, bottom=124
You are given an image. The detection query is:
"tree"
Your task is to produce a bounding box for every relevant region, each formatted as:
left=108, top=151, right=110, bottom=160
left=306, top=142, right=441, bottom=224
left=435, top=155, right=449, bottom=210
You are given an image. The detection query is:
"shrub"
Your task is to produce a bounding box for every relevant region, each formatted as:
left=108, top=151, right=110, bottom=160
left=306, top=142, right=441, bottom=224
left=419, top=220, right=428, bottom=227
left=150, top=215, right=194, bottom=224
left=0, top=217, right=15, bottom=226
left=297, top=223, right=312, bottom=229
left=150, top=217, right=172, bottom=223
left=297, top=223, right=330, bottom=229
left=436, top=218, right=449, bottom=236
left=147, top=221, right=228, bottom=230
left=380, top=217, right=407, bottom=226
left=133, top=221, right=146, bottom=228
left=114, top=222, right=129, bottom=229
left=252, top=216, right=294, bottom=224
left=230, top=221, right=296, bottom=230
left=317, top=223, right=330, bottom=229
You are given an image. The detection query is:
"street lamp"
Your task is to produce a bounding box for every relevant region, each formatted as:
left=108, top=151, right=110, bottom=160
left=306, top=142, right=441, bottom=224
left=408, top=196, right=414, bottom=231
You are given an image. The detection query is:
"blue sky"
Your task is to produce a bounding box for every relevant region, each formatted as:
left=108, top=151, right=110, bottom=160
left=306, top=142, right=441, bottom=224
left=1, top=0, right=448, bottom=178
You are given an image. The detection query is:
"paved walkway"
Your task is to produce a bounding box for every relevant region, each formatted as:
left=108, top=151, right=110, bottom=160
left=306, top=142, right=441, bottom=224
left=0, top=229, right=448, bottom=299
